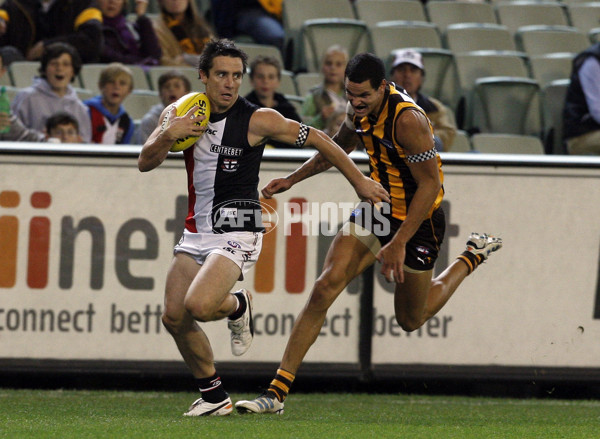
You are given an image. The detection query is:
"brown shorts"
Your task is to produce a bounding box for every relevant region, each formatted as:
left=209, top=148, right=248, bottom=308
left=346, top=202, right=445, bottom=271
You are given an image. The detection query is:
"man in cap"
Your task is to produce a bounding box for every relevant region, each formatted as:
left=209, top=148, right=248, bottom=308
left=390, top=48, right=457, bottom=151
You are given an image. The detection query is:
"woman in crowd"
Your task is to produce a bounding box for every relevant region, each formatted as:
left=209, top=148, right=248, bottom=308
left=153, top=0, right=213, bottom=66
left=98, top=0, right=162, bottom=67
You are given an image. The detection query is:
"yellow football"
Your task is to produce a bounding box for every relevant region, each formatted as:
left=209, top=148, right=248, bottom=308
left=169, top=92, right=211, bottom=152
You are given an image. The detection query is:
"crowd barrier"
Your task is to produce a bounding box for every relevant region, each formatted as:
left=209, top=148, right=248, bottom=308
left=1, top=144, right=599, bottom=383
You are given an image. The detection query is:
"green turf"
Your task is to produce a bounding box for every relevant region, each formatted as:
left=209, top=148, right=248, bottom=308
left=0, top=389, right=598, bottom=438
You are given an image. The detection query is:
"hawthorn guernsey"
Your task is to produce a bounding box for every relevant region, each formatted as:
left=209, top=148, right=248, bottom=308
left=168, top=92, right=211, bottom=152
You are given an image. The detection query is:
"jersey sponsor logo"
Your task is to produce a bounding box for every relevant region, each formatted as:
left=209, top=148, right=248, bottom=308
left=379, top=138, right=394, bottom=150
left=227, top=240, right=241, bottom=248
left=416, top=246, right=430, bottom=255
left=209, top=199, right=276, bottom=234
left=220, top=207, right=238, bottom=218
left=210, top=144, right=243, bottom=157
left=221, top=158, right=239, bottom=172
left=205, top=128, right=217, bottom=135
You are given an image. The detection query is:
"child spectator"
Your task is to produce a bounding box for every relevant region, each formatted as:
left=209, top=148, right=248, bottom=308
left=98, top=0, right=162, bottom=66
left=323, top=107, right=347, bottom=139
left=245, top=55, right=301, bottom=148
left=0, top=50, right=45, bottom=141
left=0, top=0, right=103, bottom=63
left=132, top=69, right=191, bottom=144
left=10, top=42, right=92, bottom=142
left=301, top=45, right=348, bottom=130
left=45, top=112, right=83, bottom=143
left=153, top=0, right=213, bottom=66
left=84, top=62, right=135, bottom=144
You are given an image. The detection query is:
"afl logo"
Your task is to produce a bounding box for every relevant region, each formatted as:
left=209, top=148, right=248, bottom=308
left=222, top=158, right=238, bottom=172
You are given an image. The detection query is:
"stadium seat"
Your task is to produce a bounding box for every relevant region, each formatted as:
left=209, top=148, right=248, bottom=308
left=236, top=43, right=285, bottom=69
left=3, top=85, right=20, bottom=102
left=447, top=129, right=472, bottom=152
left=300, top=18, right=372, bottom=73
left=471, top=133, right=545, bottom=154
left=79, top=64, right=151, bottom=93
left=426, top=1, right=498, bottom=33
left=566, top=2, right=600, bottom=35
left=528, top=52, right=574, bottom=87
left=0, top=67, right=13, bottom=86
left=238, top=76, right=253, bottom=98
left=295, top=72, right=323, bottom=97
left=355, top=0, right=427, bottom=27
left=541, top=78, right=570, bottom=154
left=444, top=23, right=518, bottom=53
left=147, top=66, right=200, bottom=92
left=9, top=61, right=39, bottom=88
left=280, top=70, right=299, bottom=96
left=75, top=88, right=96, bottom=101
left=285, top=95, right=305, bottom=117
left=370, top=21, right=443, bottom=60
left=453, top=50, right=530, bottom=123
left=282, top=0, right=356, bottom=71
left=495, top=1, right=571, bottom=34
left=123, top=90, right=161, bottom=121
left=471, top=76, right=541, bottom=136
left=516, top=25, right=589, bottom=56
left=561, top=0, right=596, bottom=4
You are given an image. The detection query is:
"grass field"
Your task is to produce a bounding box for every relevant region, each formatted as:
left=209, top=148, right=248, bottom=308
left=1, top=389, right=599, bottom=438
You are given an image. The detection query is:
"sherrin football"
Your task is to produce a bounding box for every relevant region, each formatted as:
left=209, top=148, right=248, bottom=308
left=169, top=92, right=211, bottom=152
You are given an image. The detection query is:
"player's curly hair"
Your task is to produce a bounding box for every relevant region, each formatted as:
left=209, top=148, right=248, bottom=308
left=198, top=38, right=248, bottom=76
left=345, top=52, right=385, bottom=90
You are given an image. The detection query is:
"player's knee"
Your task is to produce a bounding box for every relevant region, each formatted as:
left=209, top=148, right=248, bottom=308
left=395, top=314, right=424, bottom=332
left=183, top=296, right=212, bottom=322
left=309, top=277, right=343, bottom=311
left=162, top=311, right=184, bottom=334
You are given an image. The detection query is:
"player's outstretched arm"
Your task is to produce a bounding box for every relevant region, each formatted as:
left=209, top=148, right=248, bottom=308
left=253, top=109, right=387, bottom=203
left=138, top=104, right=203, bottom=172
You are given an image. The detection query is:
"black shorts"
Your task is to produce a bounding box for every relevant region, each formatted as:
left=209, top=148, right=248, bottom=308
left=348, top=202, right=445, bottom=271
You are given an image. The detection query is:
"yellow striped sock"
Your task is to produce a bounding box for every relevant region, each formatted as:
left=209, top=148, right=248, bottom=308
left=268, top=368, right=295, bottom=402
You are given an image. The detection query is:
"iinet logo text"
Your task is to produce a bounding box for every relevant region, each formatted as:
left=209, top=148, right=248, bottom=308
left=0, top=190, right=415, bottom=295
left=0, top=190, right=326, bottom=294
left=0, top=190, right=189, bottom=291
left=1, top=190, right=50, bottom=289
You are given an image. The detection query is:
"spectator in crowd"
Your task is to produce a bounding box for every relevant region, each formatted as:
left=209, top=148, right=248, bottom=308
left=301, top=45, right=348, bottom=131
left=84, top=62, right=135, bottom=144
left=390, top=49, right=456, bottom=152
left=210, top=0, right=285, bottom=52
left=0, top=0, right=103, bottom=63
left=245, top=55, right=301, bottom=148
left=153, top=0, right=213, bottom=66
left=45, top=112, right=83, bottom=143
left=563, top=42, right=600, bottom=155
left=11, top=42, right=92, bottom=142
left=0, top=50, right=45, bottom=141
left=98, top=0, right=162, bottom=66
left=323, top=107, right=346, bottom=138
left=132, top=69, right=191, bottom=144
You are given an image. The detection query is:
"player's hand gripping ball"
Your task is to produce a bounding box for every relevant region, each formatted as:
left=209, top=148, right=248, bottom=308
left=169, top=92, right=210, bottom=152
